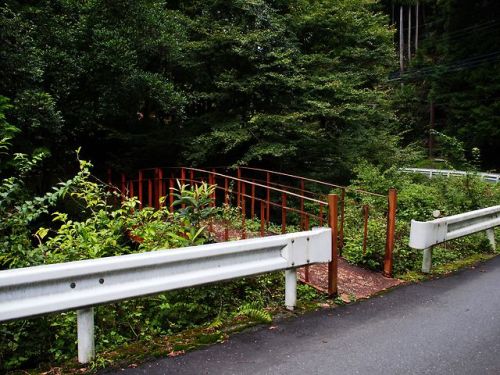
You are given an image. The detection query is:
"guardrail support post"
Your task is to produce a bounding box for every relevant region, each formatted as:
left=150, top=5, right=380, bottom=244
left=285, top=268, right=297, bottom=310
left=422, top=247, right=433, bottom=273
left=77, top=307, right=95, bottom=364
left=486, top=229, right=496, bottom=251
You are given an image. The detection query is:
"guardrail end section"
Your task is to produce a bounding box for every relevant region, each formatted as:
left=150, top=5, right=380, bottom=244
left=409, top=220, right=438, bottom=250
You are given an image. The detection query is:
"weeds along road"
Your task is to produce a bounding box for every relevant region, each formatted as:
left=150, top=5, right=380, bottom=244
left=105, top=256, right=500, bottom=375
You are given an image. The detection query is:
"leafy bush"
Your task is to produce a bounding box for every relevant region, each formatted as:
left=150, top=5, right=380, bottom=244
left=341, top=161, right=500, bottom=275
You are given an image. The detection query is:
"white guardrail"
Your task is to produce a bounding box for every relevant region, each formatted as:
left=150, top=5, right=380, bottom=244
left=409, top=206, right=500, bottom=273
left=0, top=228, right=331, bottom=363
left=401, top=168, right=500, bottom=183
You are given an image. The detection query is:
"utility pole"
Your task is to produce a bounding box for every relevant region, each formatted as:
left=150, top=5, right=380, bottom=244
left=429, top=101, right=435, bottom=158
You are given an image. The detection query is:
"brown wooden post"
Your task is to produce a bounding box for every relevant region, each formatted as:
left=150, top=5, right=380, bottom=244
left=153, top=169, right=159, bottom=209
left=304, top=214, right=310, bottom=282
left=260, top=200, right=265, bottom=237
left=121, top=173, right=126, bottom=201
left=148, top=179, right=153, bottom=207
left=190, top=169, right=194, bottom=185
left=328, top=194, right=339, bottom=296
left=251, top=181, right=256, bottom=219
left=339, top=188, right=346, bottom=251
left=300, top=179, right=305, bottom=229
left=241, top=182, right=246, bottom=239
left=281, top=192, right=287, bottom=234
left=362, top=205, right=369, bottom=255
left=383, top=188, right=397, bottom=277
left=224, top=177, right=229, bottom=206
left=169, top=178, right=174, bottom=213
left=181, top=168, right=186, bottom=186
left=138, top=170, right=143, bottom=208
left=129, top=180, right=134, bottom=198
left=224, top=177, right=229, bottom=241
left=158, top=168, right=163, bottom=207
left=266, top=172, right=271, bottom=226
left=237, top=167, right=241, bottom=208
left=211, top=169, right=216, bottom=207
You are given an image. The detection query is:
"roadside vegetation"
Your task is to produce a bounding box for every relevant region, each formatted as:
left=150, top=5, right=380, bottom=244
left=1, top=0, right=499, bottom=373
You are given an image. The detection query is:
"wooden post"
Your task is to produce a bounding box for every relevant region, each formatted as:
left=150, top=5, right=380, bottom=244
left=300, top=179, right=305, bottom=228
left=237, top=167, right=241, bottom=208
left=281, top=192, right=287, bottom=234
left=169, top=178, right=174, bottom=213
left=304, top=214, right=310, bottom=283
left=328, top=194, right=339, bottom=296
left=157, top=169, right=163, bottom=207
left=241, top=182, right=246, bottom=239
left=266, top=172, right=271, bottom=226
left=251, top=181, right=255, bottom=219
left=339, top=188, right=345, bottom=251
left=181, top=168, right=186, bottom=186
left=154, top=169, right=159, bottom=209
left=148, top=179, right=153, bottom=207
left=138, top=170, right=143, bottom=208
left=383, top=188, right=397, bottom=277
left=211, top=169, right=216, bottom=207
left=260, top=200, right=265, bottom=237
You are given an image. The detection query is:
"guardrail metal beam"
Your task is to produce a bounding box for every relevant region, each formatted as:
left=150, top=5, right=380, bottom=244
left=400, top=168, right=500, bottom=183
left=409, top=206, right=499, bottom=273
left=0, top=228, right=331, bottom=363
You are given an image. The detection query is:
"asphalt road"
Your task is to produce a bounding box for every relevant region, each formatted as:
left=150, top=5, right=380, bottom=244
left=106, top=257, right=500, bottom=375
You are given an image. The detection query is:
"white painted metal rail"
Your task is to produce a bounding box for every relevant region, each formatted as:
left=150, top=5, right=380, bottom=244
left=401, top=168, right=500, bottom=183
left=409, top=206, right=500, bottom=273
left=0, top=228, right=331, bottom=363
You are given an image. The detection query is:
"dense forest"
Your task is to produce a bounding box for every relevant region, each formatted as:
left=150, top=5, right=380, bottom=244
left=2, top=0, right=497, bottom=182
left=1, top=0, right=499, bottom=372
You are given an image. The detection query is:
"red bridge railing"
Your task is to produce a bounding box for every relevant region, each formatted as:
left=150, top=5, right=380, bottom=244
left=108, top=166, right=397, bottom=295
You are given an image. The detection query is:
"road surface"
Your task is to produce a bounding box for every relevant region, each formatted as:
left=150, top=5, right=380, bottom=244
left=104, top=256, right=500, bottom=374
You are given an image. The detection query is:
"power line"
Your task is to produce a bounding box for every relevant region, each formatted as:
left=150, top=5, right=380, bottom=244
left=388, top=50, right=500, bottom=81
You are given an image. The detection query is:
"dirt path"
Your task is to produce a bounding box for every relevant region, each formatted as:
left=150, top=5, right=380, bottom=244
left=298, top=260, right=402, bottom=300
left=211, top=222, right=402, bottom=300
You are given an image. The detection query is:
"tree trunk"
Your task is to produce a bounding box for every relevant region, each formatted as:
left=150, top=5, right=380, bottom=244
left=415, top=2, right=419, bottom=51
left=408, top=6, right=412, bottom=62
left=400, top=6, right=404, bottom=73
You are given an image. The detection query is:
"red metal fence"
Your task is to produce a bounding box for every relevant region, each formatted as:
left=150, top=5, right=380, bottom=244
left=108, top=166, right=397, bottom=295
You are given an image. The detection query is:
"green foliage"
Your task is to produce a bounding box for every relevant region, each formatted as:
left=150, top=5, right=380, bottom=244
left=236, top=303, right=272, bottom=324
left=389, top=0, right=500, bottom=169
left=342, top=161, right=500, bottom=275
left=0, top=0, right=399, bottom=179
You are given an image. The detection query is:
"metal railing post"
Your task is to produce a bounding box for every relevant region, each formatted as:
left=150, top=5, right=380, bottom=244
left=422, top=247, right=433, bottom=273
left=486, top=229, right=496, bottom=251
left=328, top=194, right=339, bottom=296
left=383, top=188, right=397, bottom=277
left=285, top=268, right=297, bottom=310
left=77, top=307, right=95, bottom=363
